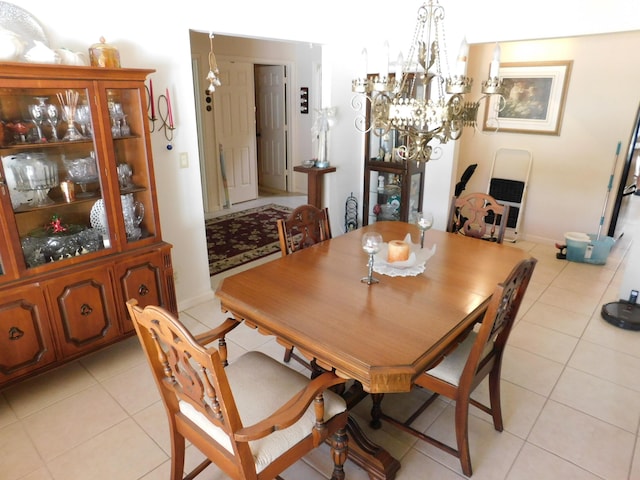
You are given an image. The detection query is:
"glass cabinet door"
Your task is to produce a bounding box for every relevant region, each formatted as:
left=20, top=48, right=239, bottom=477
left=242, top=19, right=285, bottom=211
left=367, top=170, right=404, bottom=224
left=0, top=83, right=111, bottom=271
left=369, top=128, right=397, bottom=162
left=104, top=86, right=156, bottom=246
left=0, top=166, right=16, bottom=278
left=408, top=172, right=422, bottom=223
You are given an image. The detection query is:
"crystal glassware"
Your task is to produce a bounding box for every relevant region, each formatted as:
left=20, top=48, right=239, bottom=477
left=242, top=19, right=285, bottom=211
left=61, top=105, right=84, bottom=141
left=121, top=193, right=144, bottom=240
left=361, top=231, right=383, bottom=285
left=11, top=153, right=59, bottom=206
left=64, top=154, right=99, bottom=197
left=119, top=114, right=130, bottom=136
left=46, top=103, right=59, bottom=141
left=28, top=97, right=48, bottom=142
left=57, top=90, right=84, bottom=141
left=110, top=115, right=121, bottom=138
left=117, top=162, right=133, bottom=190
left=108, top=102, right=124, bottom=138
left=416, top=211, right=434, bottom=248
left=75, top=104, right=92, bottom=138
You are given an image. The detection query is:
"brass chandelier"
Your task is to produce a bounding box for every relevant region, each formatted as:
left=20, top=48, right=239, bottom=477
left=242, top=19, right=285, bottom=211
left=352, top=0, right=503, bottom=163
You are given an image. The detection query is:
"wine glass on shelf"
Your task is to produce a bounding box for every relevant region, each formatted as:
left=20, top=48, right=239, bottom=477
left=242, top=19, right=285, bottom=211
left=361, top=231, right=383, bottom=285
left=46, top=103, right=59, bottom=141
left=75, top=104, right=91, bottom=138
left=416, top=211, right=434, bottom=249
left=28, top=97, right=48, bottom=142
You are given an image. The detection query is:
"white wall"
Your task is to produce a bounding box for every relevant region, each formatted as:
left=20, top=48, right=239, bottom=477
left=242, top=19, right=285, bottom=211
left=15, top=0, right=639, bottom=309
left=459, top=31, right=640, bottom=244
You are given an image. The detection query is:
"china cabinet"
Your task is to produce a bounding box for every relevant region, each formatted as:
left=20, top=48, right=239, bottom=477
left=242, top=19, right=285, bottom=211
left=362, top=128, right=425, bottom=226
left=0, top=63, right=176, bottom=388
left=360, top=73, right=426, bottom=226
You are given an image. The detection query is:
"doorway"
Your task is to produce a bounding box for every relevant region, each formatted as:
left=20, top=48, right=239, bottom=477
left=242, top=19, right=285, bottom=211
left=189, top=32, right=321, bottom=214
left=255, top=64, right=288, bottom=192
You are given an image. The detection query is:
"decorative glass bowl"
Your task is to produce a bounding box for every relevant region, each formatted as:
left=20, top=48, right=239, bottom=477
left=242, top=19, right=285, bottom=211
left=64, top=155, right=99, bottom=196
left=21, top=226, right=103, bottom=267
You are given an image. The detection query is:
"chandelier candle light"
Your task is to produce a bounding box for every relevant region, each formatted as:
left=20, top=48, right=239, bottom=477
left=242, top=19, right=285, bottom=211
left=352, top=0, right=504, bottom=163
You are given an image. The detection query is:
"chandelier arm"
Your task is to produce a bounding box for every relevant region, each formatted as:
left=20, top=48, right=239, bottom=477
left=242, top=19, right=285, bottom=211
left=351, top=0, right=503, bottom=164
left=351, top=94, right=373, bottom=134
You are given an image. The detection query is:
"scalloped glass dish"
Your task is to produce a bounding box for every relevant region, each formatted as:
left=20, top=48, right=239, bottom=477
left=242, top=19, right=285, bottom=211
left=373, top=233, right=436, bottom=277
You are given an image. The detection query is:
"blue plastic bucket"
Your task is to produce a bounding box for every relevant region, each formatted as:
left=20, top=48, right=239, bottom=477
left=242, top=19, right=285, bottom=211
left=565, top=232, right=614, bottom=265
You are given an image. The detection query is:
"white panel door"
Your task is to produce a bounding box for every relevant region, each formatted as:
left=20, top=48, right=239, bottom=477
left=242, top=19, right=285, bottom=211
left=255, top=65, right=287, bottom=191
left=214, top=60, right=257, bottom=204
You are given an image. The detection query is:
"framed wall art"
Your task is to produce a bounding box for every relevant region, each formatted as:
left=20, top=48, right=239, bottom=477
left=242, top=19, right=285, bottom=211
left=483, top=61, right=573, bottom=135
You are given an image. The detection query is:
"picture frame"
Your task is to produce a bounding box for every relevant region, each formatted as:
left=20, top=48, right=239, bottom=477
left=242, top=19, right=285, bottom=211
left=483, top=61, right=573, bottom=135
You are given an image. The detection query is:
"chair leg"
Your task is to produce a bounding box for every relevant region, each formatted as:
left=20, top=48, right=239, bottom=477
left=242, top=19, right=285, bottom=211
left=488, top=368, right=504, bottom=431
left=283, top=346, right=294, bottom=363
left=454, top=398, right=473, bottom=477
left=330, top=426, right=348, bottom=480
left=170, top=429, right=186, bottom=480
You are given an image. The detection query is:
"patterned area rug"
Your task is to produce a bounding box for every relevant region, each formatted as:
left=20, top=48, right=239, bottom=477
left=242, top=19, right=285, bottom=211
left=206, top=204, right=293, bottom=276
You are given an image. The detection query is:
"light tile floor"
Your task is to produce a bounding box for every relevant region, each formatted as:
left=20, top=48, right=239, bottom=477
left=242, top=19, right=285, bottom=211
left=3, top=194, right=640, bottom=480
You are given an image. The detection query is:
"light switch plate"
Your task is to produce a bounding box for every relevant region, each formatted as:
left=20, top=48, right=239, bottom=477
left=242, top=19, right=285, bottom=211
left=179, top=152, right=189, bottom=168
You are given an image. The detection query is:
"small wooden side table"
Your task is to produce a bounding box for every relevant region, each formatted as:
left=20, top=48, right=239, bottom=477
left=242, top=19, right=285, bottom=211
left=293, top=165, right=337, bottom=209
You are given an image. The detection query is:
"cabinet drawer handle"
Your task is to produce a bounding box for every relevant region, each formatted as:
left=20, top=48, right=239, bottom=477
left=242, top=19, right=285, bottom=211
left=138, top=284, right=149, bottom=296
left=8, top=326, right=24, bottom=340
left=80, top=304, right=93, bottom=316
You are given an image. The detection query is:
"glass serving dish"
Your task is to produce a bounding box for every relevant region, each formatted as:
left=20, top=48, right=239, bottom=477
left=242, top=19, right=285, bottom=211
left=21, top=225, right=104, bottom=267
left=10, top=152, right=58, bottom=206
left=64, top=154, right=99, bottom=196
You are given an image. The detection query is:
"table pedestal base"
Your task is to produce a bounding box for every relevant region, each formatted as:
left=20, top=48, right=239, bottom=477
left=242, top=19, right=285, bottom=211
left=339, top=382, right=400, bottom=479
left=347, top=416, right=401, bottom=480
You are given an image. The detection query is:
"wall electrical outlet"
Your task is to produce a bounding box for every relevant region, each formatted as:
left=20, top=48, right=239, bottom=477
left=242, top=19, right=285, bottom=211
left=179, top=152, right=189, bottom=168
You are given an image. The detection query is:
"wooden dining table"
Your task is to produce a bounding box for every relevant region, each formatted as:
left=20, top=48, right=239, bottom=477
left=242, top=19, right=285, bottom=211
left=216, top=221, right=532, bottom=479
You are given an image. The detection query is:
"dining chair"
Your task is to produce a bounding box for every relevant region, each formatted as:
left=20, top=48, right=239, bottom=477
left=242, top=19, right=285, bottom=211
left=277, top=203, right=332, bottom=371
left=447, top=192, right=510, bottom=244
left=277, top=203, right=332, bottom=257
left=369, top=257, right=537, bottom=477
left=126, top=299, right=349, bottom=480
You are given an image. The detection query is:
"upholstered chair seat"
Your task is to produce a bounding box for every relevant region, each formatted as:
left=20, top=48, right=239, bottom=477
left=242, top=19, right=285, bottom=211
left=178, top=351, right=347, bottom=473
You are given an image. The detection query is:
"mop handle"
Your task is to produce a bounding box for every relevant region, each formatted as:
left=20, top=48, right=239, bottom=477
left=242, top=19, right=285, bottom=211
left=598, top=141, right=622, bottom=239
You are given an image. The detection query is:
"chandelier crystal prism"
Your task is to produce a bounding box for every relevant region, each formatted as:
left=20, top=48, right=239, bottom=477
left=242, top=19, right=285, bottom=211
left=352, top=0, right=504, bottom=163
